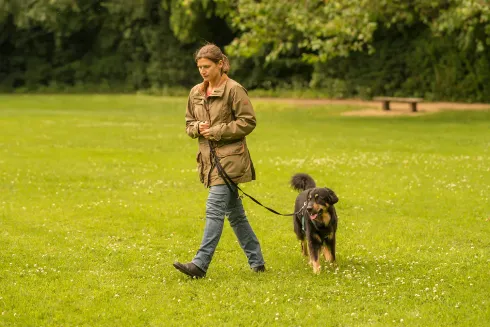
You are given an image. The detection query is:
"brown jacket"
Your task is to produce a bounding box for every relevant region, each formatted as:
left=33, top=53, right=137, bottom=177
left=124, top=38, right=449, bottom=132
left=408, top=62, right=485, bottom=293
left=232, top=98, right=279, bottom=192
left=185, top=74, right=256, bottom=187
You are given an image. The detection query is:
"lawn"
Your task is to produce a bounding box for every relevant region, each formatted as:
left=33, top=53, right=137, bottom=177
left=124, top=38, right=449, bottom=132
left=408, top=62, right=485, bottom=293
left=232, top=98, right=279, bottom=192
left=1, top=95, right=489, bottom=326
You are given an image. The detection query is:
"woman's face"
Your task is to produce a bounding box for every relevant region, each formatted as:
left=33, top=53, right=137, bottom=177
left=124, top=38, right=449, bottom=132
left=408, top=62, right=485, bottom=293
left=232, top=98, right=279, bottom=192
left=197, top=58, right=222, bottom=82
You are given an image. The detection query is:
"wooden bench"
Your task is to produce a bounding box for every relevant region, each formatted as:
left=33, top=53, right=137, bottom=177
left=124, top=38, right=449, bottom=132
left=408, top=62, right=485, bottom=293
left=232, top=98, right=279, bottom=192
left=373, top=96, right=424, bottom=112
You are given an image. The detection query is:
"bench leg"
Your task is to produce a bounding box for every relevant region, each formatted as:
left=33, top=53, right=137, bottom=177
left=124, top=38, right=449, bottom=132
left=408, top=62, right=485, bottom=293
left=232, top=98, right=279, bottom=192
left=410, top=103, right=417, bottom=112
left=382, top=101, right=390, bottom=111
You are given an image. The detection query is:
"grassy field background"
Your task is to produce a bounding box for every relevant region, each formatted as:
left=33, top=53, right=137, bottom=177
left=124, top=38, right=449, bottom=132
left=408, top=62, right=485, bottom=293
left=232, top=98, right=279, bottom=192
left=1, top=95, right=489, bottom=326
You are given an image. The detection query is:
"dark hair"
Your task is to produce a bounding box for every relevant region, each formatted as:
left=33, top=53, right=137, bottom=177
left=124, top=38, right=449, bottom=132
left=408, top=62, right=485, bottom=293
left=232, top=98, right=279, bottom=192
left=194, top=43, right=230, bottom=74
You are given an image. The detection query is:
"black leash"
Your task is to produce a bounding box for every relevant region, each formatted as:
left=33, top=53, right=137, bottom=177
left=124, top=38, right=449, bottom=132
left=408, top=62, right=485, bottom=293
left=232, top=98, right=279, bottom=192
left=208, top=140, right=304, bottom=217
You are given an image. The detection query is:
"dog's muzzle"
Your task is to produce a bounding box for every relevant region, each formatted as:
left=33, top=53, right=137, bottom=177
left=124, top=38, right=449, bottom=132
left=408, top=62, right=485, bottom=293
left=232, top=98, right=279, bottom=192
left=307, top=207, right=323, bottom=220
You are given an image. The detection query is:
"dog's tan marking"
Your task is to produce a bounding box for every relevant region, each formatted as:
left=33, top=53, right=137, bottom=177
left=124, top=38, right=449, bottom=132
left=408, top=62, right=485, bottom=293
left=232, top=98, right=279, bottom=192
left=313, top=203, right=320, bottom=212
left=326, top=232, right=334, bottom=240
left=313, top=234, right=322, bottom=242
left=321, top=210, right=331, bottom=225
left=312, top=259, right=321, bottom=274
left=311, top=248, right=322, bottom=274
left=322, top=247, right=334, bottom=263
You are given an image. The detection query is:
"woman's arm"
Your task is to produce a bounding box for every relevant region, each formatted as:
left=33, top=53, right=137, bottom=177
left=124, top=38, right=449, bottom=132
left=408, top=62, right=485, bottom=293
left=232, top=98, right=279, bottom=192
left=208, top=86, right=256, bottom=141
left=185, top=94, right=201, bottom=139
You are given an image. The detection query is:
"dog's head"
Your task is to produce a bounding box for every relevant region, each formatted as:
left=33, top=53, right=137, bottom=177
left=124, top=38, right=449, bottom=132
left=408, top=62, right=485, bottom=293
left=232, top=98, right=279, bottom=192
left=306, top=188, right=338, bottom=224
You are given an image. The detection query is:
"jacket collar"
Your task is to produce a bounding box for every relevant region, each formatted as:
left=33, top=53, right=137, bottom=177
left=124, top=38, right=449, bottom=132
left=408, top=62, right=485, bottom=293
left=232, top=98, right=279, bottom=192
left=199, top=74, right=229, bottom=97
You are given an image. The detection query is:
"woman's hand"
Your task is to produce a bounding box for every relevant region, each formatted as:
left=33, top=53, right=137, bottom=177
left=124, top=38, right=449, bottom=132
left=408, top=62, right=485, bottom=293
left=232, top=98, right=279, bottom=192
left=199, top=121, right=211, bottom=138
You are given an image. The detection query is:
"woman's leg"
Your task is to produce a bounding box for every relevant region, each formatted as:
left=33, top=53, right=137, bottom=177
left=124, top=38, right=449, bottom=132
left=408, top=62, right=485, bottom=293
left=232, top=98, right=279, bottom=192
left=226, top=188, right=265, bottom=269
left=191, top=185, right=228, bottom=272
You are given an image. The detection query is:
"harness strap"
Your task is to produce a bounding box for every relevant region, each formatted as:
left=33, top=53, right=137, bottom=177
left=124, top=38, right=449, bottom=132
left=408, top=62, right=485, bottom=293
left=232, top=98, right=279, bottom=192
left=302, top=210, right=306, bottom=232
left=209, top=140, right=300, bottom=217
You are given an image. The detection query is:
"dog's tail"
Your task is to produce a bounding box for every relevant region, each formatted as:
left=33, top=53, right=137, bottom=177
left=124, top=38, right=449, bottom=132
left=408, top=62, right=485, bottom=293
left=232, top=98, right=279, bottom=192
left=291, top=173, right=316, bottom=192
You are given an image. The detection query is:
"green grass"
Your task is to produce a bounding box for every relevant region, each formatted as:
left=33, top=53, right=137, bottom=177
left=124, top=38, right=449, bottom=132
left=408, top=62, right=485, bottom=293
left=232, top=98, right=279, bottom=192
left=1, top=95, right=489, bottom=326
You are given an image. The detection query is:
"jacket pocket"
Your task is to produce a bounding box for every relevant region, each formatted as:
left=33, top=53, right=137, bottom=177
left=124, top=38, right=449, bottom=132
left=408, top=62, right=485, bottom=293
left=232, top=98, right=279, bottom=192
left=193, top=98, right=206, bottom=121
left=215, top=141, right=249, bottom=179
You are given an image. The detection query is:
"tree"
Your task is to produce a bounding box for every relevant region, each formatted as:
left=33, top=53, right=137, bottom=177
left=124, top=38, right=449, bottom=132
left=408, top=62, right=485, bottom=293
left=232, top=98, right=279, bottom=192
left=218, top=0, right=489, bottom=63
left=428, top=0, right=490, bottom=52
left=223, top=0, right=377, bottom=63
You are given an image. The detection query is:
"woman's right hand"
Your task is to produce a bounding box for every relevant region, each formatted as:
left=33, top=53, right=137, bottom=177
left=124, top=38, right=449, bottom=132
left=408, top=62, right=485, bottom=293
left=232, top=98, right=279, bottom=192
left=199, top=121, right=210, bottom=138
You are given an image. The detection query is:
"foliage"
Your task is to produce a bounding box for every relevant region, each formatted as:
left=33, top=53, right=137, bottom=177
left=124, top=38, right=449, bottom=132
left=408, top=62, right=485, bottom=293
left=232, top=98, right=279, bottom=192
left=223, top=0, right=490, bottom=101
left=0, top=0, right=489, bottom=101
left=226, top=0, right=490, bottom=62
left=163, top=0, right=234, bottom=44
left=311, top=23, right=490, bottom=102
left=0, top=0, right=199, bottom=90
left=423, top=0, right=490, bottom=52
left=226, top=0, right=377, bottom=63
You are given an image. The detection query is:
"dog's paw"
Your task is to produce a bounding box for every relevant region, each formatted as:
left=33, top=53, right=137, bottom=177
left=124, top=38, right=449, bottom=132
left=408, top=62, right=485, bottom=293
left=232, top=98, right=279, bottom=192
left=312, top=262, right=321, bottom=274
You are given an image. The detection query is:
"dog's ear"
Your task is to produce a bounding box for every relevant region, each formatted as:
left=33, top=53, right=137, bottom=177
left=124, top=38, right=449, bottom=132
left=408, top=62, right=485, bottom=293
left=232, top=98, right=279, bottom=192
left=325, top=188, right=339, bottom=205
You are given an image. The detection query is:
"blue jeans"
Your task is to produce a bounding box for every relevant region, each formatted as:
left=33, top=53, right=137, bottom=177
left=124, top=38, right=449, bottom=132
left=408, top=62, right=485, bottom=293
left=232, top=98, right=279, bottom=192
left=192, top=184, right=265, bottom=272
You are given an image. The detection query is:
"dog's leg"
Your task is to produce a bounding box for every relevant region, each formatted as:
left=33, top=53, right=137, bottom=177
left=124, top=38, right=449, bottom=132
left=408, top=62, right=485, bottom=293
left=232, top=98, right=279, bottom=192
left=322, top=246, right=334, bottom=263
left=294, top=214, right=308, bottom=257
left=311, top=251, right=321, bottom=274
left=330, top=233, right=336, bottom=262
left=308, top=239, right=321, bottom=274
left=323, top=234, right=336, bottom=264
left=301, top=240, right=308, bottom=257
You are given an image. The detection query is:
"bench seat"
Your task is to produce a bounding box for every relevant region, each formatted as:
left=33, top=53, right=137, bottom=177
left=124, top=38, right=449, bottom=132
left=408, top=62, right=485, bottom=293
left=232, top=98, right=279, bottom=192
left=373, top=96, right=424, bottom=112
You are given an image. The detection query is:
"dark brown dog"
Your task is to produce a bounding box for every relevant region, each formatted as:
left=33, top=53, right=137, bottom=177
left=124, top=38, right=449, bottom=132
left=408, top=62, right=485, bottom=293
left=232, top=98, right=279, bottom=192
left=291, top=173, right=339, bottom=274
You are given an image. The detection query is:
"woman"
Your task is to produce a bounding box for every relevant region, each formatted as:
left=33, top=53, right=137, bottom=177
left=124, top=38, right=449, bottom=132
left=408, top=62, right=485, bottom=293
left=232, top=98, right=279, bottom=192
left=173, top=44, right=266, bottom=278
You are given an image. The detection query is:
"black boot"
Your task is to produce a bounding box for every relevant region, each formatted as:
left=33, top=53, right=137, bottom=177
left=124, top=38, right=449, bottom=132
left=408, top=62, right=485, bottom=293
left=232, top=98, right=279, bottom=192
left=252, top=265, right=266, bottom=273
left=173, top=262, right=206, bottom=278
